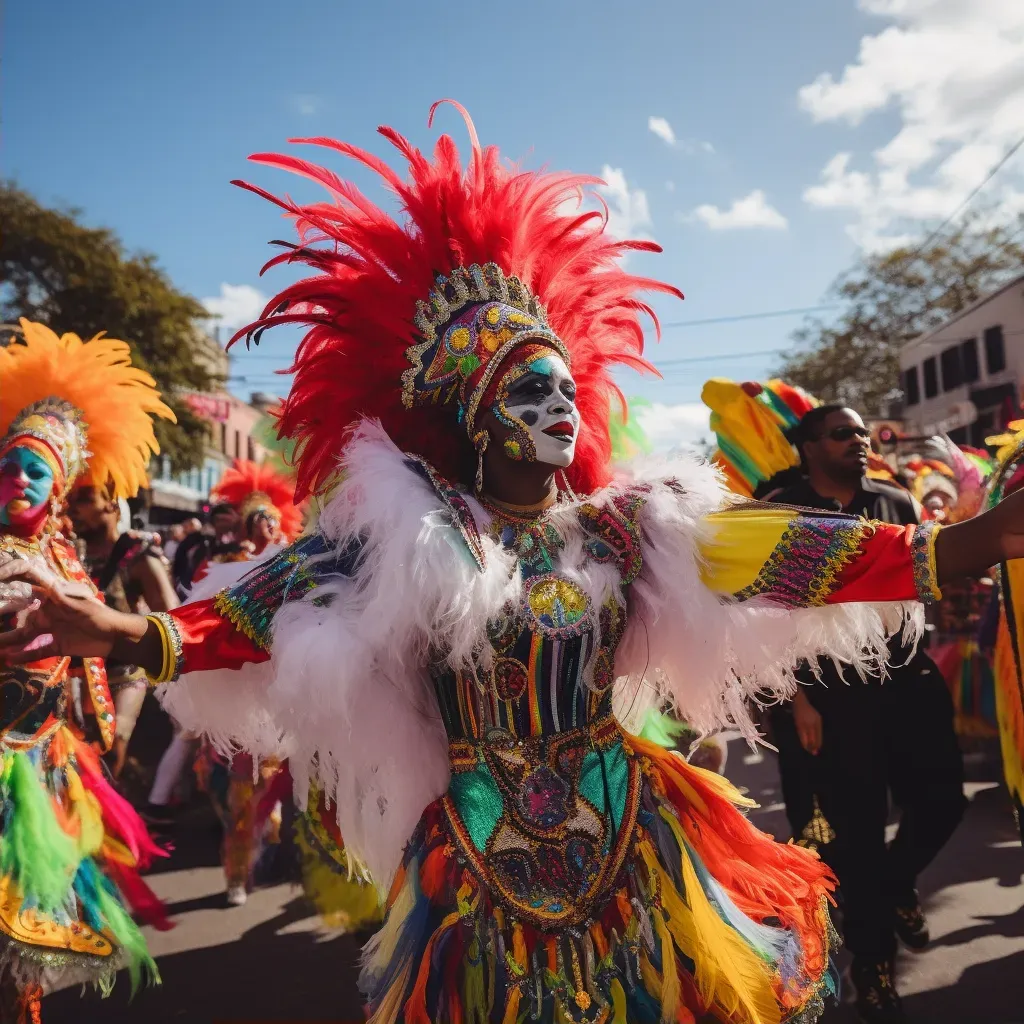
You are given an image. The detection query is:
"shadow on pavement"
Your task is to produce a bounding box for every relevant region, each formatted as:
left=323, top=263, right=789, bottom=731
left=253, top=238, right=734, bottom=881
left=46, top=897, right=371, bottom=1023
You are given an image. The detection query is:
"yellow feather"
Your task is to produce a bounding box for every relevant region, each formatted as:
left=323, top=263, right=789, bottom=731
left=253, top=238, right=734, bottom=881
left=64, top=766, right=104, bottom=856
left=639, top=837, right=781, bottom=1024
left=652, top=908, right=681, bottom=1023
left=366, top=958, right=411, bottom=1024
left=609, top=978, right=627, bottom=1024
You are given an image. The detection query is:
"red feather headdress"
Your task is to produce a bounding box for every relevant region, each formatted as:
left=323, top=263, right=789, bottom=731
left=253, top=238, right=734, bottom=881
left=212, top=460, right=303, bottom=542
left=232, top=101, right=683, bottom=500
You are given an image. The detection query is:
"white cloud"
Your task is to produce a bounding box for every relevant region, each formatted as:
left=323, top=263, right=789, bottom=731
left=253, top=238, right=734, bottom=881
left=202, top=283, right=269, bottom=332
left=648, top=116, right=678, bottom=147
left=635, top=402, right=710, bottom=452
left=799, top=0, right=1024, bottom=248
left=647, top=117, right=715, bottom=156
left=598, top=165, right=652, bottom=240
left=692, top=189, right=788, bottom=230
left=294, top=94, right=322, bottom=116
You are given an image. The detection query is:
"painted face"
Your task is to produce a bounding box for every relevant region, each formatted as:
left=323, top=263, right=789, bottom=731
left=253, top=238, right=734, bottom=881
left=495, top=352, right=580, bottom=468
left=0, top=445, right=57, bottom=527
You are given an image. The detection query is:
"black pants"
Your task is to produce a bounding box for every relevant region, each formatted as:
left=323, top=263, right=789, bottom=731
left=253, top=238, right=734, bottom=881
left=772, top=651, right=966, bottom=960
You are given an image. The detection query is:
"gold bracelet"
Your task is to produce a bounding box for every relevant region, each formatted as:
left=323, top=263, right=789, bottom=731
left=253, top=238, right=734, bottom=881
left=911, top=520, right=942, bottom=604
left=144, top=612, right=183, bottom=684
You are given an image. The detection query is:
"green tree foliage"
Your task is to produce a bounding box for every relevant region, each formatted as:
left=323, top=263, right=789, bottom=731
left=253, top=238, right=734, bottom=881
left=777, top=211, right=1024, bottom=414
left=0, top=182, right=222, bottom=471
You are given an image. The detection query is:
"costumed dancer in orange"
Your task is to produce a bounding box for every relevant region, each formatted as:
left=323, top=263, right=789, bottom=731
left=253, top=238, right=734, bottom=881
left=0, top=321, right=173, bottom=1022
left=191, top=460, right=301, bottom=905
left=4, top=107, right=1024, bottom=1023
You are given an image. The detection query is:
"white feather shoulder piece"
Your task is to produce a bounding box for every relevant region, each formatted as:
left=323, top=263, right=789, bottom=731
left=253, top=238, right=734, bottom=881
left=612, top=453, right=922, bottom=741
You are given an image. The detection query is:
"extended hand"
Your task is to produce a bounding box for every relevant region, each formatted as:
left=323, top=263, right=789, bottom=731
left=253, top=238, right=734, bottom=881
left=937, top=487, right=1024, bottom=583
left=0, top=558, right=144, bottom=663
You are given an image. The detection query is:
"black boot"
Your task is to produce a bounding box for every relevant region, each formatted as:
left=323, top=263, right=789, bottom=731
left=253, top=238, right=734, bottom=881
left=894, top=890, right=930, bottom=951
left=851, top=957, right=907, bottom=1024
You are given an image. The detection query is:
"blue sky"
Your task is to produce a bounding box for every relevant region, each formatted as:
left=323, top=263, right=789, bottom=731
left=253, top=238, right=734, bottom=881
left=7, top=0, right=1022, bottom=446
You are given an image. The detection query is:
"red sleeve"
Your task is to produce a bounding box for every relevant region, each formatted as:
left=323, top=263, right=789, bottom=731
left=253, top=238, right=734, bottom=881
left=152, top=599, right=268, bottom=681
left=823, top=522, right=923, bottom=605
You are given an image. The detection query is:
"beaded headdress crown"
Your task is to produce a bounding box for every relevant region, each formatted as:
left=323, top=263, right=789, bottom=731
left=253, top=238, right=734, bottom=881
left=0, top=399, right=89, bottom=490
left=401, top=263, right=570, bottom=433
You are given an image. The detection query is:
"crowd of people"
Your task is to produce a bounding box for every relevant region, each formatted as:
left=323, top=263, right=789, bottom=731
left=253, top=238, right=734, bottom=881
left=1, top=104, right=1023, bottom=1024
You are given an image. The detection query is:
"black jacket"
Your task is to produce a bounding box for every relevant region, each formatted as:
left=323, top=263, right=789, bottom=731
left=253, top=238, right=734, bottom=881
left=769, top=474, right=924, bottom=688
left=770, top=475, right=921, bottom=527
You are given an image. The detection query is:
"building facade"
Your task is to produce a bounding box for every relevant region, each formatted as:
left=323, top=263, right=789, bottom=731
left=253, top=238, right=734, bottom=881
left=899, top=273, right=1024, bottom=447
left=145, top=333, right=275, bottom=523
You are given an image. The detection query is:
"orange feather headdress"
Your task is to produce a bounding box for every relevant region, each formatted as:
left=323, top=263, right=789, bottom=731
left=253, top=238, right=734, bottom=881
left=0, top=319, right=175, bottom=500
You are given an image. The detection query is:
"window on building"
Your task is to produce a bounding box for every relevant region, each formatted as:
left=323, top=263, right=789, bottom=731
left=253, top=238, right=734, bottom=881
left=923, top=356, right=938, bottom=399
left=234, top=430, right=241, bottom=459
left=985, top=325, right=1006, bottom=374
left=220, top=422, right=227, bottom=454
left=961, top=338, right=979, bottom=383
left=903, top=366, right=920, bottom=406
left=940, top=345, right=962, bottom=391
left=247, top=436, right=256, bottom=462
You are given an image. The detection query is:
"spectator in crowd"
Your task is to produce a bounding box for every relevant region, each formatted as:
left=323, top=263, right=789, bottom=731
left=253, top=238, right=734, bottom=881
left=68, top=482, right=179, bottom=777
left=768, top=404, right=966, bottom=1024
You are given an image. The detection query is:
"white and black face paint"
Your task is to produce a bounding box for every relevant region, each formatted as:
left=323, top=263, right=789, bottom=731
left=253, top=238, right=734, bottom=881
left=496, top=353, right=580, bottom=468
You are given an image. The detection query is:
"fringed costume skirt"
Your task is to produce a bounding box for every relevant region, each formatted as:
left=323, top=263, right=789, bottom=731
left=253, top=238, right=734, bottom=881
left=0, top=725, right=167, bottom=994
left=361, top=725, right=837, bottom=1024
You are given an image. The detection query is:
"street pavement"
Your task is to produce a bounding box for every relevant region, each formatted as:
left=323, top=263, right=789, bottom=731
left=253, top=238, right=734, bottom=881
left=46, top=738, right=1024, bottom=1024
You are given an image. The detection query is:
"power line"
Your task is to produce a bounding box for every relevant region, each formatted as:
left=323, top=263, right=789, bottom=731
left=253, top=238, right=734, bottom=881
left=915, top=132, right=1024, bottom=255
left=657, top=348, right=784, bottom=368
left=661, top=305, right=837, bottom=329
left=227, top=303, right=841, bottom=362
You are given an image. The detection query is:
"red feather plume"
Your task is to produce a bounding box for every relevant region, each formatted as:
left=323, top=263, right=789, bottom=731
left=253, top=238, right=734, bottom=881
left=231, top=100, right=683, bottom=500
left=212, top=460, right=303, bottom=542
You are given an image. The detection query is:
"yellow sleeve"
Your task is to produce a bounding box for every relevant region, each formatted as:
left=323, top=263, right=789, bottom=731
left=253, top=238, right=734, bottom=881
left=697, top=505, right=940, bottom=608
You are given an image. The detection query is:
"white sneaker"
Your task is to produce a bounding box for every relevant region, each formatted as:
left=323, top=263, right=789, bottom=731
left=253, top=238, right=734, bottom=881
left=226, top=885, right=248, bottom=906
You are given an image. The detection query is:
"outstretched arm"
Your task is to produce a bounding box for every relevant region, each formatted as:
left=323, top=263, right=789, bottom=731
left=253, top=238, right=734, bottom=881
left=699, top=505, right=938, bottom=607
left=0, top=560, right=263, bottom=677
left=700, top=487, right=1024, bottom=609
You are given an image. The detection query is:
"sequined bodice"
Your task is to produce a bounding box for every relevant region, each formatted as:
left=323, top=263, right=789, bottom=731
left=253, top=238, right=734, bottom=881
left=433, top=497, right=646, bottom=930
left=431, top=508, right=629, bottom=743
left=0, top=533, right=114, bottom=747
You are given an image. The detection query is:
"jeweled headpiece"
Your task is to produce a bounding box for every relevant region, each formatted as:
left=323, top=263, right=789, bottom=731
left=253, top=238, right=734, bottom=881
left=231, top=100, right=682, bottom=499
left=0, top=320, right=175, bottom=500
left=402, top=263, right=568, bottom=436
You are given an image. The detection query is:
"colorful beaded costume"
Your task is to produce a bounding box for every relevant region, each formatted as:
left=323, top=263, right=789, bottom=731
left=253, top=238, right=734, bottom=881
left=0, top=320, right=174, bottom=1014
left=147, top=106, right=942, bottom=1023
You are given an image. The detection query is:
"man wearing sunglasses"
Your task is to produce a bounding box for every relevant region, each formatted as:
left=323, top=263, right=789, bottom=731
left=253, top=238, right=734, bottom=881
left=769, top=404, right=966, bottom=1024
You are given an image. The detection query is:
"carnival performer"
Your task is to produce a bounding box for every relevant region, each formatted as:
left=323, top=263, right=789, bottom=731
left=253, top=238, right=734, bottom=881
left=0, top=320, right=173, bottom=1023
left=763, top=404, right=966, bottom=1024
left=3, top=106, right=1024, bottom=1024
left=67, top=483, right=178, bottom=778
left=904, top=439, right=998, bottom=740
left=980, top=422, right=1024, bottom=842
left=191, top=460, right=300, bottom=905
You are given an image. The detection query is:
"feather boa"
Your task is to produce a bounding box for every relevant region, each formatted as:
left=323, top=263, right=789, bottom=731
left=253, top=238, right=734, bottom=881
left=161, top=420, right=920, bottom=888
